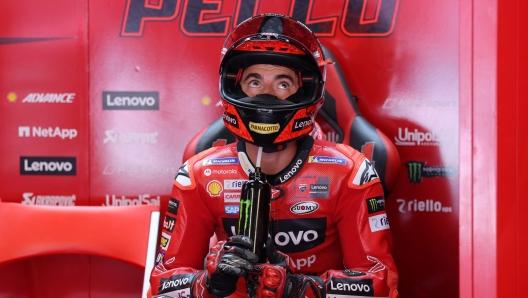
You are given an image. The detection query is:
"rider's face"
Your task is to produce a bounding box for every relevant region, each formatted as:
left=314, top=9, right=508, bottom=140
left=240, top=64, right=299, bottom=100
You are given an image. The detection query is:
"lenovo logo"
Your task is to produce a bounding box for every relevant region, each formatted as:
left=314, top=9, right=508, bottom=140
left=103, top=91, right=159, bottom=110
left=20, top=157, right=76, bottom=176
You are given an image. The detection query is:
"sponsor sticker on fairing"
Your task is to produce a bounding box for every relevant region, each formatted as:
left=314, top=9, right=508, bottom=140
left=225, top=205, right=239, bottom=214
left=352, top=159, right=379, bottom=186
left=294, top=177, right=330, bottom=199
left=155, top=251, right=165, bottom=265
left=160, top=232, right=171, bottom=250
left=167, top=197, right=180, bottom=215
left=174, top=163, right=191, bottom=187
left=206, top=180, right=223, bottom=196
left=163, top=215, right=176, bottom=232
left=368, top=213, right=390, bottom=232
left=290, top=201, right=319, bottom=215
left=158, top=274, right=193, bottom=295
left=202, top=157, right=238, bottom=166
left=308, top=156, right=346, bottom=165
left=238, top=152, right=255, bottom=175
left=224, top=192, right=241, bottom=203
left=366, top=196, right=385, bottom=214
left=224, top=179, right=246, bottom=190
left=249, top=122, right=280, bottom=134
left=273, top=218, right=326, bottom=253
left=327, top=277, right=374, bottom=297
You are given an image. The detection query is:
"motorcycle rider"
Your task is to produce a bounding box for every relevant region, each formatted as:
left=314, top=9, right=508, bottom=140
left=149, top=13, right=399, bottom=298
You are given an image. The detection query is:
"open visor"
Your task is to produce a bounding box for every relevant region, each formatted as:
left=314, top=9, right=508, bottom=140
left=220, top=51, right=324, bottom=109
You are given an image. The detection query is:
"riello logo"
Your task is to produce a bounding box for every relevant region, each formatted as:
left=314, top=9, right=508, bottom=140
left=20, top=156, right=76, bottom=176
left=103, top=91, right=159, bottom=110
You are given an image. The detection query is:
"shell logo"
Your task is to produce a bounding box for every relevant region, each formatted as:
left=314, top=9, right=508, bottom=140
left=207, top=180, right=223, bottom=196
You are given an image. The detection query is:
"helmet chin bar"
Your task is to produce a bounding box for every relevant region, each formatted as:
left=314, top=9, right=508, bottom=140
left=262, top=143, right=288, bottom=153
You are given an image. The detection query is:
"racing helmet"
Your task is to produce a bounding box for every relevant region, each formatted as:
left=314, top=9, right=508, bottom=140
left=219, top=14, right=327, bottom=148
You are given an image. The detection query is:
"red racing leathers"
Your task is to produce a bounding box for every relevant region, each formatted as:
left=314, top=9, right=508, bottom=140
left=150, top=136, right=399, bottom=298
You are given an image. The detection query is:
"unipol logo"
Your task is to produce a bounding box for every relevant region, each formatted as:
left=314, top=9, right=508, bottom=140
left=103, top=91, right=159, bottom=110
left=394, top=127, right=452, bottom=146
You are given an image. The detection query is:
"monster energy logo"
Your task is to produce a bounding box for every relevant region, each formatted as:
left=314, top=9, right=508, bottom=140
left=238, top=198, right=251, bottom=233
left=366, top=196, right=385, bottom=214
left=406, top=161, right=457, bottom=184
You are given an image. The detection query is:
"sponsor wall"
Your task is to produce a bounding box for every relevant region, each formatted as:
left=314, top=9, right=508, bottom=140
left=0, top=0, right=459, bottom=297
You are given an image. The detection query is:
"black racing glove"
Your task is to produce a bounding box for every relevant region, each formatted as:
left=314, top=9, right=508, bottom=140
left=246, top=237, right=325, bottom=298
left=205, top=235, right=258, bottom=297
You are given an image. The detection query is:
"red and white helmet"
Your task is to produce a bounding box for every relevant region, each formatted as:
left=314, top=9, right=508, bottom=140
left=219, top=14, right=327, bottom=148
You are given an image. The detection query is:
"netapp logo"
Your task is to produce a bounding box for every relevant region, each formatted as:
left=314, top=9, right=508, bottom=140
left=18, top=126, right=78, bottom=139
left=20, top=156, right=76, bottom=176
left=103, top=91, right=159, bottom=110
left=22, top=93, right=75, bottom=103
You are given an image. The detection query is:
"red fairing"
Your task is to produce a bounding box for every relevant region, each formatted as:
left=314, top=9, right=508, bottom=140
left=150, top=137, right=398, bottom=297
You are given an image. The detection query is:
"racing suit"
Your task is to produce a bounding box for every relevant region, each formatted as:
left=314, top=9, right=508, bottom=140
left=150, top=136, right=399, bottom=297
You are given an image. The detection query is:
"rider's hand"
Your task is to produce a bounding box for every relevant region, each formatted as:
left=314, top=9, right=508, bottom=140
left=246, top=237, right=325, bottom=298
left=205, top=235, right=258, bottom=297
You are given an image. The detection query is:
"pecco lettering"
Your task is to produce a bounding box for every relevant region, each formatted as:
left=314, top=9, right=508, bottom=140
left=121, top=1, right=399, bottom=37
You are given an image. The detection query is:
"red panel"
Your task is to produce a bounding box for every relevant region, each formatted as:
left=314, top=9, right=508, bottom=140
left=472, top=0, right=498, bottom=297
left=0, top=0, right=90, bottom=206
left=458, top=0, right=474, bottom=296
left=517, top=1, right=528, bottom=293
left=0, top=255, right=91, bottom=296
left=497, top=0, right=517, bottom=296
